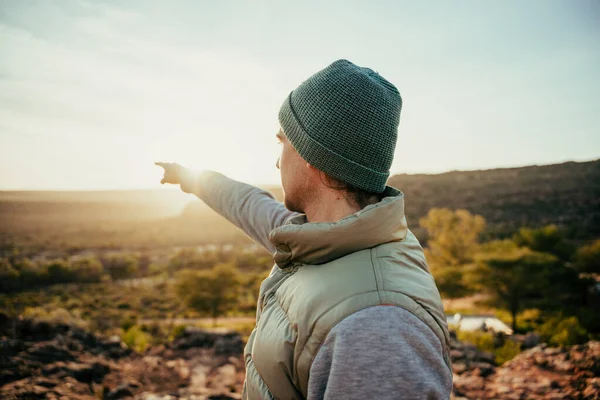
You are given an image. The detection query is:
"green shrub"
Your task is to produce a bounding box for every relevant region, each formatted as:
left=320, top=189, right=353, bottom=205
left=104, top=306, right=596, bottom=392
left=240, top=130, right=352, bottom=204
left=457, top=329, right=522, bottom=364
left=71, top=257, right=104, bottom=283
left=15, top=258, right=47, bottom=287
left=537, top=316, right=588, bottom=346
left=456, top=330, right=495, bottom=353
left=122, top=325, right=151, bottom=352
left=22, top=306, right=87, bottom=329
left=102, top=254, right=139, bottom=280
left=142, top=322, right=169, bottom=345
left=494, top=339, right=522, bottom=365
left=170, top=325, right=187, bottom=339
left=175, top=264, right=241, bottom=326
left=494, top=308, right=543, bottom=332
left=120, top=315, right=137, bottom=332
left=46, top=259, right=74, bottom=284
left=0, top=258, right=20, bottom=292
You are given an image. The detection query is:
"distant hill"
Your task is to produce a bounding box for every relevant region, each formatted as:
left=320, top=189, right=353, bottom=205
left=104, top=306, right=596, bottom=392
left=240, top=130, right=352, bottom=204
left=1, top=159, right=598, bottom=251
left=186, top=159, right=600, bottom=241
left=387, top=159, right=600, bottom=241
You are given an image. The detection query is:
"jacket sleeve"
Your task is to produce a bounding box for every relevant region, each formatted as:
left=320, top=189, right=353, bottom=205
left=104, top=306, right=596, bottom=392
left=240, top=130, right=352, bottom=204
left=307, top=306, right=453, bottom=400
left=180, top=170, right=299, bottom=253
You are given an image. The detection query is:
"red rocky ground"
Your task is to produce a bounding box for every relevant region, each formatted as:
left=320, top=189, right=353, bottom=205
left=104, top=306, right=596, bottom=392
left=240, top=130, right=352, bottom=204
left=1, top=314, right=598, bottom=399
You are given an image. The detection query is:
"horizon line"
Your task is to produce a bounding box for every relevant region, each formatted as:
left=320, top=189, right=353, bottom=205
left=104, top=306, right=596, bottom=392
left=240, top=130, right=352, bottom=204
left=2, top=157, right=598, bottom=193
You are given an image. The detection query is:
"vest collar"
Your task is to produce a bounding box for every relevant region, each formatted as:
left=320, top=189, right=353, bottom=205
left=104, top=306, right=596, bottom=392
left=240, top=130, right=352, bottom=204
left=268, top=186, right=408, bottom=268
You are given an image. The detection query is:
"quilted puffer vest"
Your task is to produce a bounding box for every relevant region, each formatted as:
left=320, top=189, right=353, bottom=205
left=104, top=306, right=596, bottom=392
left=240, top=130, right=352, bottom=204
left=242, top=187, right=451, bottom=399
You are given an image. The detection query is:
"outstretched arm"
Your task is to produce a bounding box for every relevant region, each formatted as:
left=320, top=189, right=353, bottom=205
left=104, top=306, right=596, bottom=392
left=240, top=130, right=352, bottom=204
left=156, top=163, right=299, bottom=253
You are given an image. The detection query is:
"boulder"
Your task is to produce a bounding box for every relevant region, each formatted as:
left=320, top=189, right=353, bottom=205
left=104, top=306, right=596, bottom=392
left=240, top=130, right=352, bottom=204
left=26, top=342, right=75, bottom=362
left=214, top=333, right=244, bottom=356
left=171, top=327, right=244, bottom=356
left=0, top=338, right=25, bottom=356
left=172, top=327, right=218, bottom=349
left=106, top=383, right=135, bottom=400
left=66, top=361, right=110, bottom=383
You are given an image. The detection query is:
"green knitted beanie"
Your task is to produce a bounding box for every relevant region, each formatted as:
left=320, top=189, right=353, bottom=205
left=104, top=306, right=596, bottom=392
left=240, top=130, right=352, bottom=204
left=278, top=59, right=402, bottom=194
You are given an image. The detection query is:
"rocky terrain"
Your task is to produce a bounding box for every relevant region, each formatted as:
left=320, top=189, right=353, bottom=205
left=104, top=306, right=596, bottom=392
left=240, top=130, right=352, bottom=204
left=0, top=314, right=245, bottom=399
left=450, top=332, right=600, bottom=399
left=1, top=313, right=599, bottom=399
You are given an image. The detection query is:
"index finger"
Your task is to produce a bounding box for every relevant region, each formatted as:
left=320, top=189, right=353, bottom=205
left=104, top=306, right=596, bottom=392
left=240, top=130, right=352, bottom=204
left=154, top=162, right=170, bottom=168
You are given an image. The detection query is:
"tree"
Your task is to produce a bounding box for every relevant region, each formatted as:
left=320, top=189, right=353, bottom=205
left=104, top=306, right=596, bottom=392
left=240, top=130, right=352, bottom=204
left=239, top=270, right=270, bottom=313
left=472, top=244, right=585, bottom=332
left=102, top=254, right=139, bottom=280
left=420, top=208, right=486, bottom=298
left=0, top=258, right=20, bottom=292
left=420, top=208, right=486, bottom=267
left=13, top=258, right=46, bottom=288
left=71, top=257, right=104, bottom=283
left=46, top=259, right=74, bottom=284
left=175, top=263, right=241, bottom=326
left=168, top=248, right=227, bottom=276
left=573, top=239, right=600, bottom=274
left=513, top=225, right=575, bottom=261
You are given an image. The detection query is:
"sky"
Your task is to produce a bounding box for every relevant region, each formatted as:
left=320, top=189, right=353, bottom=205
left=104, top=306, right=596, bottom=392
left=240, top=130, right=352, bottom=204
left=1, top=0, right=599, bottom=190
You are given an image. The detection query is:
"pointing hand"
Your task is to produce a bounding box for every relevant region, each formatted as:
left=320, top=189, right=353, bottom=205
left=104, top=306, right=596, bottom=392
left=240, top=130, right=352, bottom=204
left=154, top=162, right=186, bottom=185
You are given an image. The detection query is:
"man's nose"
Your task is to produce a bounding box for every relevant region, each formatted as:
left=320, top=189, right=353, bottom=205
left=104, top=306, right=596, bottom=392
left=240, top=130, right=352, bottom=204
left=276, top=157, right=280, bottom=170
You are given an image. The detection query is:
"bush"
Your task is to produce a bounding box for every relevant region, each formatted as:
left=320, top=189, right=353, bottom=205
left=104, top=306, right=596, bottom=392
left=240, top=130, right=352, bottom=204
left=574, top=239, right=600, bottom=274
left=102, top=254, right=139, bottom=280
left=456, top=330, right=495, bottom=353
left=494, top=340, right=522, bottom=365
left=15, top=258, right=47, bottom=288
left=0, top=258, right=20, bottom=292
left=176, top=263, right=242, bottom=326
left=122, top=325, right=151, bottom=353
left=120, top=315, right=137, bottom=332
left=46, top=259, right=74, bottom=284
left=21, top=306, right=87, bottom=329
left=494, top=308, right=543, bottom=333
left=536, top=316, right=589, bottom=346
left=71, top=257, right=104, bottom=283
left=170, top=324, right=187, bottom=339
left=456, top=329, right=522, bottom=364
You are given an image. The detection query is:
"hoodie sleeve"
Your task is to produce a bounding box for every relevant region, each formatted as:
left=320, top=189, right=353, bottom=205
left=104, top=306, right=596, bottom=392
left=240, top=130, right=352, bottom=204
left=307, top=306, right=453, bottom=400
left=180, top=170, right=299, bottom=253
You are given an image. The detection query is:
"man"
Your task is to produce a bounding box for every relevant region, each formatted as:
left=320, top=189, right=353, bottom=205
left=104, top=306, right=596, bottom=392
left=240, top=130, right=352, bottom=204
left=156, top=59, right=452, bottom=399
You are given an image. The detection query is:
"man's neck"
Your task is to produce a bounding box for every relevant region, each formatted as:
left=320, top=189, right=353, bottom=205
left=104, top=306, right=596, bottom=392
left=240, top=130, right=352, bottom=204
left=303, top=191, right=361, bottom=223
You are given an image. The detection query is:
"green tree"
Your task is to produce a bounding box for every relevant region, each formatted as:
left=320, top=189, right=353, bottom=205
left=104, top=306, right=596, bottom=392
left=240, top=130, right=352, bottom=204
left=168, top=248, right=226, bottom=276
left=71, top=257, right=104, bottom=283
left=513, top=225, right=575, bottom=261
left=239, top=270, right=270, bottom=313
left=473, top=245, right=584, bottom=332
left=46, top=259, right=74, bottom=284
left=536, top=315, right=588, bottom=346
left=176, top=263, right=242, bottom=326
left=0, top=258, right=20, bottom=292
left=573, top=239, right=600, bottom=274
left=13, top=258, right=46, bottom=288
left=102, top=254, right=139, bottom=280
left=420, top=208, right=485, bottom=298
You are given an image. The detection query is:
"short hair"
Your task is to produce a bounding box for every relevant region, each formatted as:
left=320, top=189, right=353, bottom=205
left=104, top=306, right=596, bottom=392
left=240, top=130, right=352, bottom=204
left=319, top=172, right=383, bottom=210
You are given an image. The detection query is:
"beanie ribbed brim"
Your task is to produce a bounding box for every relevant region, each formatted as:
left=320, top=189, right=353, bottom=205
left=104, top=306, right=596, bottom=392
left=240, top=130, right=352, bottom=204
left=279, top=92, right=389, bottom=193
